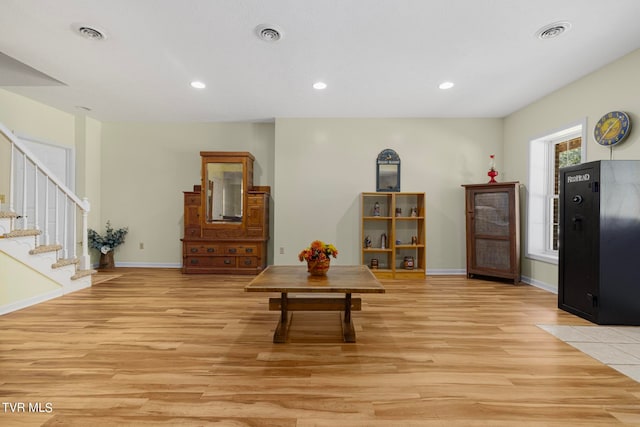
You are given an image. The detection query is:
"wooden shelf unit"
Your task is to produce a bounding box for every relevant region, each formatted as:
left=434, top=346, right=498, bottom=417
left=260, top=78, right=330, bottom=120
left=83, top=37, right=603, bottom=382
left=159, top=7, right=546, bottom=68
left=361, top=192, right=426, bottom=279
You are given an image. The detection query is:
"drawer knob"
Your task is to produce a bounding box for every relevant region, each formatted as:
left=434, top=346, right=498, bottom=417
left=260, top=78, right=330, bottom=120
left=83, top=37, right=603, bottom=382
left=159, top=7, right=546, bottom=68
left=207, top=248, right=215, bottom=253
left=190, top=259, right=199, bottom=264
left=190, top=248, right=198, bottom=253
left=245, top=248, right=253, bottom=253
left=228, top=248, right=237, bottom=254
left=224, top=259, right=232, bottom=265
left=244, top=258, right=252, bottom=265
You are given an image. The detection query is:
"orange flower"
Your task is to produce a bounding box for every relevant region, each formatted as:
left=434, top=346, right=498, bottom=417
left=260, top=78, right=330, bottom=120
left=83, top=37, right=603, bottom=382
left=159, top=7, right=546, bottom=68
left=298, top=240, right=338, bottom=262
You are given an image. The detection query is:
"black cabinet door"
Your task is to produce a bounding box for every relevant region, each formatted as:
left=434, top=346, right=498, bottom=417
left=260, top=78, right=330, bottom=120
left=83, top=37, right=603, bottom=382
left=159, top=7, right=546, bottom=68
left=559, top=164, right=599, bottom=319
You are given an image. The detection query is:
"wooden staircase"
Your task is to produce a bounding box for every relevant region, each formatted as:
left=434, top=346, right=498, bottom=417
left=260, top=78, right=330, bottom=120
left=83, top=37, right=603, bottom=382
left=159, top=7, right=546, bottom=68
left=0, top=210, right=95, bottom=315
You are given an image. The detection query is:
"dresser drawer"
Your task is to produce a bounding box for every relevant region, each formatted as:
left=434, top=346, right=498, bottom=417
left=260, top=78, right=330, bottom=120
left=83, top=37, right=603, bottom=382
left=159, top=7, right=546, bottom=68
left=185, top=256, right=236, bottom=268
left=184, top=227, right=201, bottom=238
left=223, top=244, right=259, bottom=255
left=237, top=257, right=259, bottom=268
left=185, top=243, right=220, bottom=255
left=185, top=195, right=200, bottom=206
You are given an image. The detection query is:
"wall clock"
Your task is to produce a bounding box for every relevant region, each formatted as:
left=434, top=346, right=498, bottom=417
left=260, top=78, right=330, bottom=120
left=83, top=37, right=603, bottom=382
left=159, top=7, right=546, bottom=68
left=594, top=111, right=631, bottom=146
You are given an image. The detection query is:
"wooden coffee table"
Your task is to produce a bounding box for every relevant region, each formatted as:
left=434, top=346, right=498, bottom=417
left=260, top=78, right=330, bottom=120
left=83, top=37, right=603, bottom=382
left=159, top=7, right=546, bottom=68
left=245, top=265, right=385, bottom=343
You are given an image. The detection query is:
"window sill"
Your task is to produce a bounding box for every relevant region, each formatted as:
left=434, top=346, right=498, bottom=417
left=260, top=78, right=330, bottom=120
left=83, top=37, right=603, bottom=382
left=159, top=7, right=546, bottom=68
left=526, top=252, right=558, bottom=265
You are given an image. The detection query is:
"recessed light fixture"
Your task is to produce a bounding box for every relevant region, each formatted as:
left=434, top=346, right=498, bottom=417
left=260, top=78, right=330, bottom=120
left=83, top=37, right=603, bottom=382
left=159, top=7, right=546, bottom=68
left=438, top=81, right=455, bottom=90
left=536, top=21, right=571, bottom=40
left=256, top=24, right=284, bottom=42
left=190, top=81, right=206, bottom=89
left=313, top=81, right=327, bottom=90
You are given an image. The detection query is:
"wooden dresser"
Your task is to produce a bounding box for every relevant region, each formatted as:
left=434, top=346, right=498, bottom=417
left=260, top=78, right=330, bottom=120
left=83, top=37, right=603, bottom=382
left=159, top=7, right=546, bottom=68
left=181, top=152, right=270, bottom=274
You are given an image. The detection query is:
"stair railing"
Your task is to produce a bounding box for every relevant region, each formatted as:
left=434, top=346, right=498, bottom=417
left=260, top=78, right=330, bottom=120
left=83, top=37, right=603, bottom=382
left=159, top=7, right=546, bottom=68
left=0, top=122, right=91, bottom=270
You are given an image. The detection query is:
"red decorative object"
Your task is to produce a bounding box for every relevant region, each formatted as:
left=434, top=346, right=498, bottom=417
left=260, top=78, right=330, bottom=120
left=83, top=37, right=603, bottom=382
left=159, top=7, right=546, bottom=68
left=307, top=258, right=330, bottom=276
left=488, top=154, right=498, bottom=183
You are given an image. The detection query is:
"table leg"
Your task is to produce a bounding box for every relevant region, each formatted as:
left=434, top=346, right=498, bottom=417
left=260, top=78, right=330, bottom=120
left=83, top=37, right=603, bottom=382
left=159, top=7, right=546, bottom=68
left=341, top=293, right=356, bottom=342
left=273, top=292, right=292, bottom=343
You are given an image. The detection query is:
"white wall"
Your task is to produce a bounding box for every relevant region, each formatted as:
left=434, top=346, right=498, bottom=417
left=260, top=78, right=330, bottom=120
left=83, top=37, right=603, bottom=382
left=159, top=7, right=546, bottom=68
left=99, top=122, right=275, bottom=266
left=504, top=48, right=640, bottom=289
left=0, top=251, right=61, bottom=311
left=3, top=47, right=640, bottom=288
left=0, top=89, right=75, bottom=147
left=0, top=89, right=77, bottom=207
left=273, top=118, right=504, bottom=272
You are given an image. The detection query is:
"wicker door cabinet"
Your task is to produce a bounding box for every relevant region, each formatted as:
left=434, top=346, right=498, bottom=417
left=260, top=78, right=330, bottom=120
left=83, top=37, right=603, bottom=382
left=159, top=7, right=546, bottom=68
left=462, top=182, right=520, bottom=284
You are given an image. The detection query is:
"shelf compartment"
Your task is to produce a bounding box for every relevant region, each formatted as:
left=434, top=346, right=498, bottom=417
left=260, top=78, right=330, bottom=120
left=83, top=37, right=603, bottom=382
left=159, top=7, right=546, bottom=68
left=361, top=192, right=426, bottom=279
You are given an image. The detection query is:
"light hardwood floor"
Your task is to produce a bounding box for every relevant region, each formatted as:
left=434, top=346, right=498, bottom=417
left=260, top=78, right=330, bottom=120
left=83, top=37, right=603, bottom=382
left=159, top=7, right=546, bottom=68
left=1, top=268, right=639, bottom=426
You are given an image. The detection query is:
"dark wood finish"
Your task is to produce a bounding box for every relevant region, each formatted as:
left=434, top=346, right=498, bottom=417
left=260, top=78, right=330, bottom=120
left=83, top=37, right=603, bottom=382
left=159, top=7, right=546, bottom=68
left=463, top=182, right=520, bottom=284
left=361, top=192, right=426, bottom=279
left=181, top=152, right=269, bottom=274
left=246, top=265, right=385, bottom=343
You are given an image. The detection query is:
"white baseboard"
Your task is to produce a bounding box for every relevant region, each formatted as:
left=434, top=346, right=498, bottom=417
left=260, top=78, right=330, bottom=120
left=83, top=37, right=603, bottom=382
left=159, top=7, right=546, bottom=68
left=426, top=269, right=466, bottom=275
left=109, top=262, right=182, bottom=269
left=521, top=275, right=557, bottom=294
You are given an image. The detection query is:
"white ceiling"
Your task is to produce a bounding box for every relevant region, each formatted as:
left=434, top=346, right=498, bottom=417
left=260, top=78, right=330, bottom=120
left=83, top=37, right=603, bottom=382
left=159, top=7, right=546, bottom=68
left=1, top=0, right=640, bottom=123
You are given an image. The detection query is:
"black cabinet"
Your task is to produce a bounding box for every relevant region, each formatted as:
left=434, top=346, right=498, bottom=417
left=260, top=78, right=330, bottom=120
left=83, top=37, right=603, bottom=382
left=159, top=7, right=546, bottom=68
left=559, top=160, right=640, bottom=325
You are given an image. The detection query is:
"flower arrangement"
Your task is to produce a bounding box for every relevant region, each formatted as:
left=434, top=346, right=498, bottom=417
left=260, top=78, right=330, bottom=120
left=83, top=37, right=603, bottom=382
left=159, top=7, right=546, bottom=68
left=88, top=221, right=129, bottom=254
left=298, top=240, right=338, bottom=262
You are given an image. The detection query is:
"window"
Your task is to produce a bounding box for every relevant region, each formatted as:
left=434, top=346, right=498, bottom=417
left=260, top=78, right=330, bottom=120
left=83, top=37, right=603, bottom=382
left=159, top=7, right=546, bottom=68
left=527, top=121, right=586, bottom=263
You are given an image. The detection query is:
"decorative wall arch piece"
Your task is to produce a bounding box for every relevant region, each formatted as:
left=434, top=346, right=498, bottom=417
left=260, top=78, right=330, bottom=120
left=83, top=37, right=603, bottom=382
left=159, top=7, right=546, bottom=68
left=376, top=149, right=400, bottom=192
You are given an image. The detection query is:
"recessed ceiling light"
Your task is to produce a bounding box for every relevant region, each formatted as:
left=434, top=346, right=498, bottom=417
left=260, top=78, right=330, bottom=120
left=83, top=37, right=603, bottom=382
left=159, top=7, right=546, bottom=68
left=536, top=21, right=571, bottom=40
left=313, top=81, right=327, bottom=90
left=438, top=81, right=455, bottom=90
left=190, top=81, right=206, bottom=89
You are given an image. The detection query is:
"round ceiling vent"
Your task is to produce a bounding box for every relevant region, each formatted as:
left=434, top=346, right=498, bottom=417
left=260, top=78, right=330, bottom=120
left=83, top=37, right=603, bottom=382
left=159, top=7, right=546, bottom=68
left=536, top=21, right=571, bottom=40
left=73, top=24, right=106, bottom=40
left=256, top=24, right=283, bottom=42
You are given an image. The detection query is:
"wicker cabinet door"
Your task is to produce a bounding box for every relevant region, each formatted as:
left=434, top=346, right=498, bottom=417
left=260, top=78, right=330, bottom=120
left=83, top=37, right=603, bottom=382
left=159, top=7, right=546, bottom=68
left=463, top=182, right=520, bottom=284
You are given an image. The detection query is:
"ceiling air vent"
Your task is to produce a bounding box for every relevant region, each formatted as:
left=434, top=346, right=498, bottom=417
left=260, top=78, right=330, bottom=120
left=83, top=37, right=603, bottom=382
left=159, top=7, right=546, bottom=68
left=256, top=24, right=283, bottom=42
left=75, top=25, right=106, bottom=40
left=536, top=22, right=571, bottom=40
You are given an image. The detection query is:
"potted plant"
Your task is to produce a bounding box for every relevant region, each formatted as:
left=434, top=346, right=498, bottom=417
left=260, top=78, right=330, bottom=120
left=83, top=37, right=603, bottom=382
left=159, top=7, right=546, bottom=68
left=298, top=240, right=338, bottom=276
left=88, top=221, right=128, bottom=270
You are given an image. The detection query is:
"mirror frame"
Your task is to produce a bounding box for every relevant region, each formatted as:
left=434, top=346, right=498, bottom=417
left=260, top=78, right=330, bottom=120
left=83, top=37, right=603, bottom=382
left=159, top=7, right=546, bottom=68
left=200, top=151, right=254, bottom=229
left=376, top=148, right=401, bottom=192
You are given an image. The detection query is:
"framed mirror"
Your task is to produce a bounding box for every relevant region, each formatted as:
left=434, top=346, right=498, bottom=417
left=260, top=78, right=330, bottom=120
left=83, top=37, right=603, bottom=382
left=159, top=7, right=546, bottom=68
left=204, top=162, right=244, bottom=223
left=376, top=149, right=400, bottom=192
